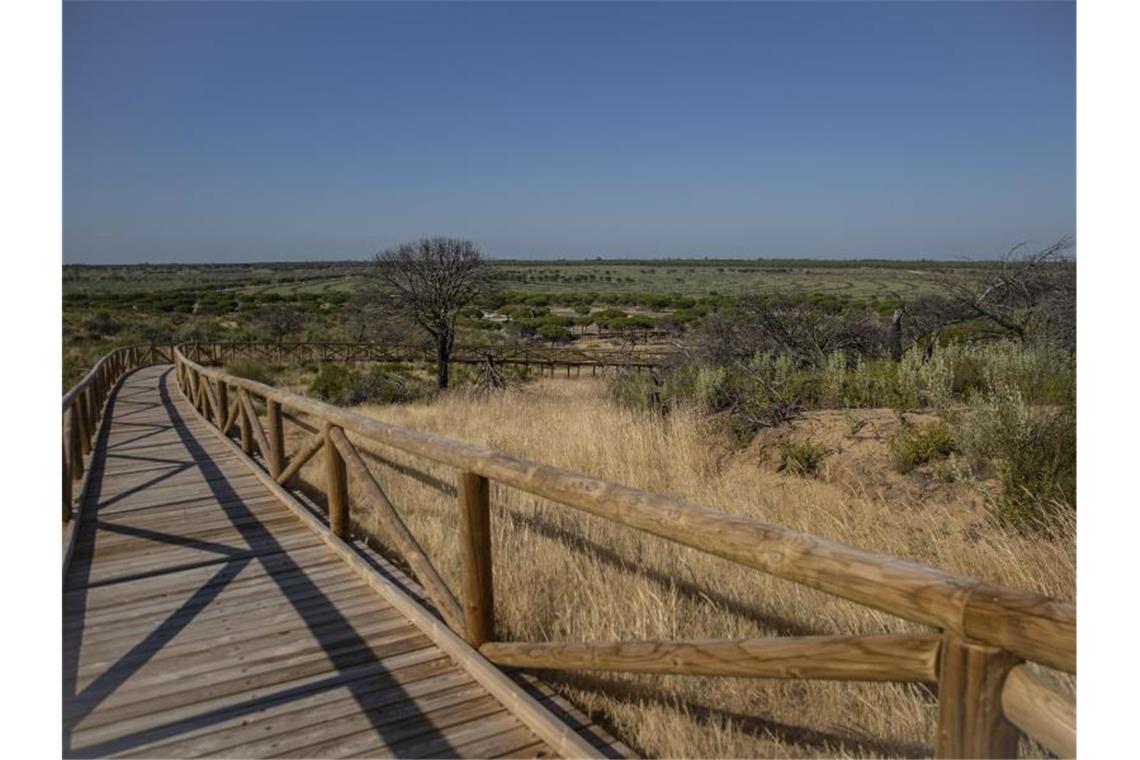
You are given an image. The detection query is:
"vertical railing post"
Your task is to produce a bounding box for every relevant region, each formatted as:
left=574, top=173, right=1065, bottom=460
left=935, top=633, right=1022, bottom=758
left=266, top=399, right=285, bottom=477
left=69, top=406, right=84, bottom=481
left=239, top=393, right=254, bottom=455
left=86, top=384, right=98, bottom=436
left=324, top=424, right=350, bottom=538
left=76, top=392, right=91, bottom=457
left=62, top=436, right=73, bottom=523
left=458, top=471, right=494, bottom=647
left=216, top=379, right=229, bottom=433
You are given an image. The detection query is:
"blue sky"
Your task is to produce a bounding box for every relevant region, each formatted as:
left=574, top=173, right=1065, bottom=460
left=63, top=1, right=1075, bottom=263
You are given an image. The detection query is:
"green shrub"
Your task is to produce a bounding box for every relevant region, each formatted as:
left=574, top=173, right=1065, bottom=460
left=778, top=439, right=828, bottom=477
left=224, top=359, right=277, bottom=386
left=821, top=351, right=847, bottom=407
left=889, top=420, right=956, bottom=474
left=536, top=323, right=573, bottom=343
left=307, top=364, right=429, bottom=406
left=607, top=371, right=659, bottom=411
left=955, top=385, right=1075, bottom=528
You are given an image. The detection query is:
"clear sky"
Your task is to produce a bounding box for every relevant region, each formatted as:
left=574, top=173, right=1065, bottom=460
left=63, top=1, right=1075, bottom=263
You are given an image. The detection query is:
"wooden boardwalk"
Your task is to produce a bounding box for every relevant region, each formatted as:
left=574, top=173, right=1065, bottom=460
left=63, top=366, right=625, bottom=758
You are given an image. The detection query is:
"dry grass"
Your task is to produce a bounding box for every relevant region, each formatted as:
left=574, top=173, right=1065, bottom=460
left=287, top=378, right=1074, bottom=758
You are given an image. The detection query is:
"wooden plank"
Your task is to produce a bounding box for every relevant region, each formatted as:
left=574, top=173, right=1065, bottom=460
left=68, top=647, right=450, bottom=751
left=198, top=680, right=492, bottom=759
left=67, top=560, right=358, bottom=627
left=480, top=634, right=941, bottom=683
left=69, top=529, right=323, bottom=589
left=1000, top=664, right=1076, bottom=758
left=454, top=724, right=554, bottom=759
left=366, top=708, right=527, bottom=759
left=122, top=667, right=475, bottom=758
left=66, top=574, right=374, bottom=641
left=92, top=487, right=281, bottom=517
left=76, top=616, right=422, bottom=699
left=75, top=603, right=408, bottom=683
left=284, top=696, right=510, bottom=758
left=70, top=595, right=396, bottom=669
left=69, top=629, right=434, bottom=731
left=69, top=512, right=304, bottom=563
left=72, top=519, right=321, bottom=573
left=64, top=544, right=345, bottom=610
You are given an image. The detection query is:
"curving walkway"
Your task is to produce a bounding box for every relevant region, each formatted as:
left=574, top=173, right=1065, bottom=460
left=63, top=365, right=627, bottom=758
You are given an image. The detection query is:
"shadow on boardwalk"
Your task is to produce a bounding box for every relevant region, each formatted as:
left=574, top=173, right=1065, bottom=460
left=62, top=367, right=458, bottom=757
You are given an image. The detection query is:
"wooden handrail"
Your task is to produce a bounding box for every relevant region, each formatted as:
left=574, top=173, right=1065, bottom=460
left=172, top=345, right=1076, bottom=757
left=1000, top=664, right=1076, bottom=758
left=479, top=634, right=942, bottom=683
left=62, top=345, right=169, bottom=527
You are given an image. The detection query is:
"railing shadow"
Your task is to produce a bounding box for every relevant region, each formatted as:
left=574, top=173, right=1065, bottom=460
left=547, top=671, right=932, bottom=758
left=356, top=447, right=825, bottom=638
left=63, top=367, right=460, bottom=757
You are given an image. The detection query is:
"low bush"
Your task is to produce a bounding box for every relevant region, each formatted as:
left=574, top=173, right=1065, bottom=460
left=607, top=370, right=660, bottom=411
left=889, top=420, right=956, bottom=474
left=224, top=358, right=277, bottom=386
left=778, top=439, right=828, bottom=476
left=307, top=364, right=431, bottom=407
left=955, top=384, right=1076, bottom=528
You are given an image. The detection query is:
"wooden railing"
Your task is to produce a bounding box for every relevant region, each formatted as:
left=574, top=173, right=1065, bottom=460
left=173, top=346, right=1076, bottom=758
left=61, top=345, right=172, bottom=525
left=183, top=341, right=670, bottom=375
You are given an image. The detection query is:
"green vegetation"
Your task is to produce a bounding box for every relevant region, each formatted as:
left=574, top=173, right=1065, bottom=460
left=777, top=439, right=828, bottom=476
left=954, top=386, right=1076, bottom=529
left=63, top=258, right=1000, bottom=388
left=612, top=338, right=1075, bottom=527
left=889, top=420, right=956, bottom=474
left=307, top=364, right=432, bottom=407
left=223, top=358, right=278, bottom=386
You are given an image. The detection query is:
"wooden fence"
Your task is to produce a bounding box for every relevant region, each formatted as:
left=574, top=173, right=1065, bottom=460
left=169, top=345, right=1076, bottom=757
left=183, top=341, right=669, bottom=376
left=61, top=345, right=173, bottom=525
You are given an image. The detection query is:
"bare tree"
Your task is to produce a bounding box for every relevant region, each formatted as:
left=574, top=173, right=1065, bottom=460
left=344, top=280, right=416, bottom=345
left=255, top=306, right=306, bottom=341
left=697, top=297, right=881, bottom=368
left=371, top=237, right=490, bottom=389
left=925, top=237, right=1076, bottom=350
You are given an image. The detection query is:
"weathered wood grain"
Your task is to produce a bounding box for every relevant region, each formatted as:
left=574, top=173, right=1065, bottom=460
left=481, top=634, right=941, bottom=682
left=329, top=426, right=464, bottom=633
left=276, top=430, right=324, bottom=485
left=1001, top=664, right=1076, bottom=758
left=459, top=470, right=495, bottom=647
left=935, top=633, right=1021, bottom=758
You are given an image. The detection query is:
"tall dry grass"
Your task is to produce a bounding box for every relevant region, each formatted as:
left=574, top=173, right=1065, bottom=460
left=288, top=378, right=1074, bottom=758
